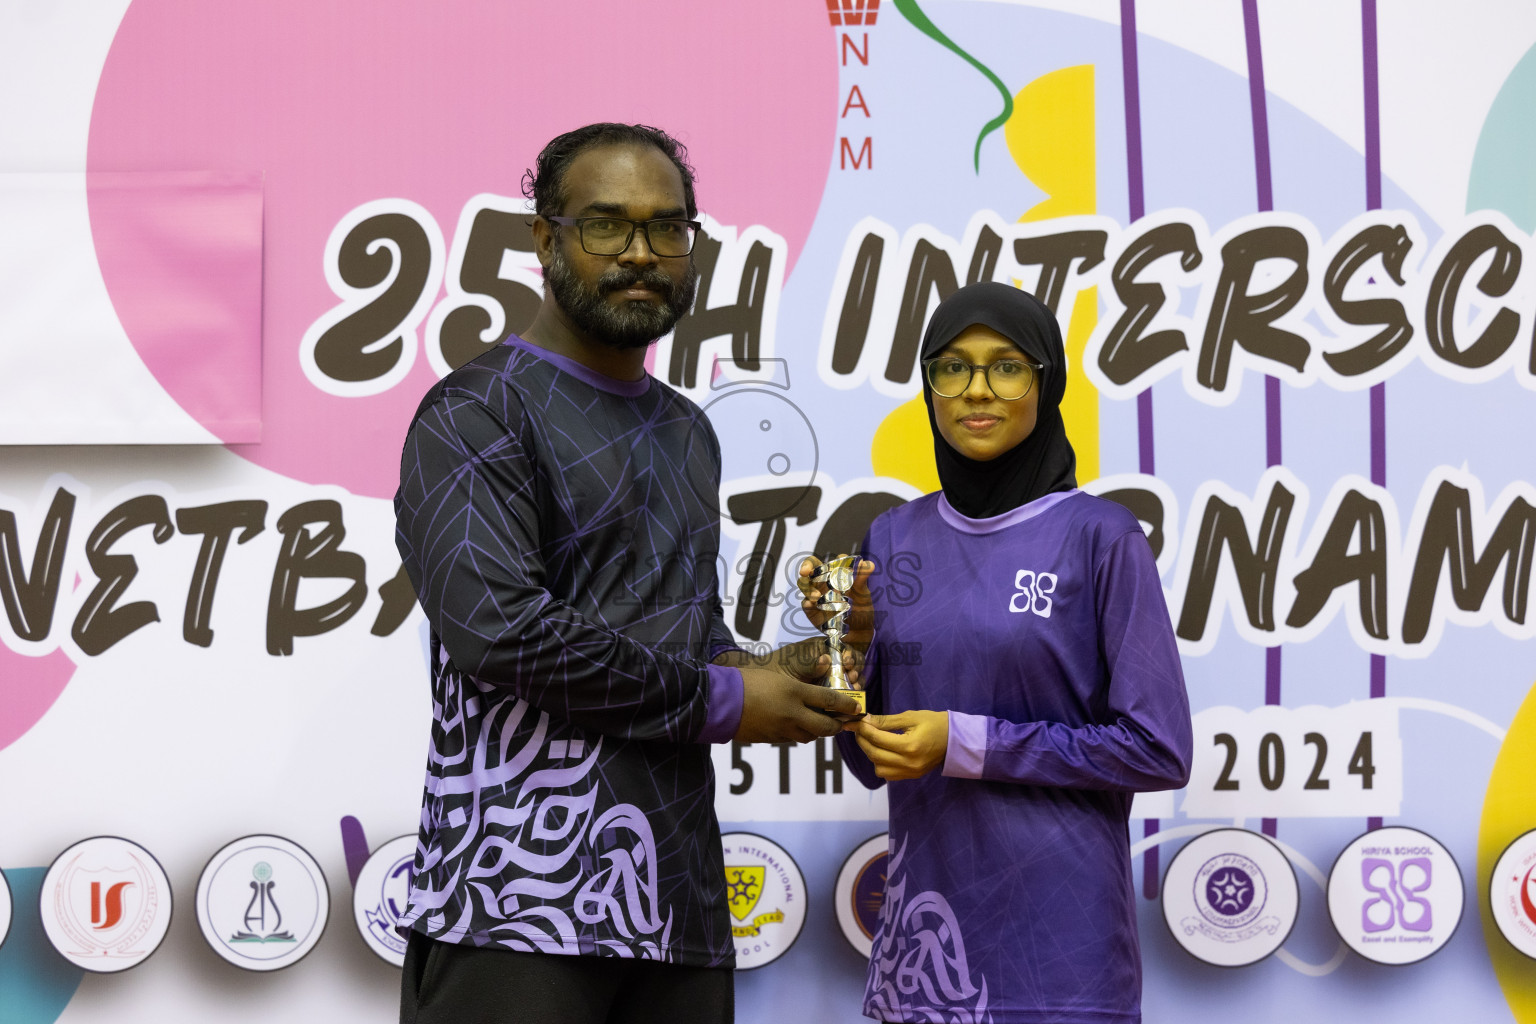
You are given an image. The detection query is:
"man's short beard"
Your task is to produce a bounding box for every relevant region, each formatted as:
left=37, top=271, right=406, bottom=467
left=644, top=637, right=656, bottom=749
left=545, top=245, right=699, bottom=351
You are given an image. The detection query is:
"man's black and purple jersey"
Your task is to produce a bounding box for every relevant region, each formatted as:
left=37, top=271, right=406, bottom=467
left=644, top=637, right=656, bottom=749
left=395, top=337, right=742, bottom=966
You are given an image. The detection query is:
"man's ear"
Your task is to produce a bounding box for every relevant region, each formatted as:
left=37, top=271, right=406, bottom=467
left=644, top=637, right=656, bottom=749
left=530, top=215, right=554, bottom=268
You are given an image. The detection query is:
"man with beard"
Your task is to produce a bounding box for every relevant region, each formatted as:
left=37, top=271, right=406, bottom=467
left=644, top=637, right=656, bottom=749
left=393, top=124, right=858, bottom=1023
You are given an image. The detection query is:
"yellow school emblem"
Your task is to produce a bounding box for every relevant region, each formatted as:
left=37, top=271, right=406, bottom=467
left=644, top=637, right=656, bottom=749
left=720, top=833, right=806, bottom=968
left=725, top=866, right=765, bottom=921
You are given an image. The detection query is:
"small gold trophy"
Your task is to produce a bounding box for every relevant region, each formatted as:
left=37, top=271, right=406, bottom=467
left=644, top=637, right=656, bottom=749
left=812, top=554, right=865, bottom=718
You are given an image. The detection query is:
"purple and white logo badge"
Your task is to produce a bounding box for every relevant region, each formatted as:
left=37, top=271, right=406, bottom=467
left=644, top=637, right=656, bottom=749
left=352, top=834, right=414, bottom=966
left=1162, top=828, right=1298, bottom=967
left=39, top=836, right=173, bottom=972
left=1327, top=826, right=1463, bottom=965
left=835, top=833, right=887, bottom=957
left=1200, top=856, right=1263, bottom=927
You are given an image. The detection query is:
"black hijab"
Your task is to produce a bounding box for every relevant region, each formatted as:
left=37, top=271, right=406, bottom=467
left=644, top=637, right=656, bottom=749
left=920, top=282, right=1077, bottom=518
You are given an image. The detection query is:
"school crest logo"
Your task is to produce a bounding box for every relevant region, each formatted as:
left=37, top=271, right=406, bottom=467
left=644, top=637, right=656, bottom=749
left=720, top=832, right=805, bottom=969
left=1490, top=828, right=1536, bottom=959
left=1162, top=828, right=1297, bottom=967
left=39, top=836, right=173, bottom=972
left=1326, top=826, right=1463, bottom=965
left=352, top=834, right=415, bottom=966
left=196, top=834, right=329, bottom=970
left=726, top=865, right=766, bottom=922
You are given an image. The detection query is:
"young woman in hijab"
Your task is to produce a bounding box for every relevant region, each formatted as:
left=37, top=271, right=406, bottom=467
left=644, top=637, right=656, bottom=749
left=801, top=282, right=1192, bottom=1024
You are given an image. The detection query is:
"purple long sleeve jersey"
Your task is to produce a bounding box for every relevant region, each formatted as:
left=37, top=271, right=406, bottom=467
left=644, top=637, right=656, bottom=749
left=394, top=337, right=743, bottom=965
left=838, top=489, right=1193, bottom=1023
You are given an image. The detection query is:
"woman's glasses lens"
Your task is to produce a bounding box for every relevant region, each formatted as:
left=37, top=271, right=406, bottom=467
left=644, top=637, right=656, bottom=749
left=925, top=359, right=1037, bottom=399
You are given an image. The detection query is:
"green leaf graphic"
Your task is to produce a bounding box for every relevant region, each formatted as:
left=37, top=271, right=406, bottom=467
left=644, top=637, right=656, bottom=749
left=894, top=0, right=1014, bottom=172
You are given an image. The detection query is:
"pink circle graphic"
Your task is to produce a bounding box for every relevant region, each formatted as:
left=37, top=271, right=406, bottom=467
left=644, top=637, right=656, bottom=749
left=88, top=2, right=837, bottom=497
left=0, top=645, right=76, bottom=753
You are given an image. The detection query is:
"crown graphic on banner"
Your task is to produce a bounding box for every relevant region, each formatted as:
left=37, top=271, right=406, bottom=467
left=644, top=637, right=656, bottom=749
left=826, top=0, right=880, bottom=27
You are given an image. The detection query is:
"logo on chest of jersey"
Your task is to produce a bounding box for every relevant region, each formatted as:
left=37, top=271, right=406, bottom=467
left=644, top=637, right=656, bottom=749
left=1008, top=569, right=1058, bottom=617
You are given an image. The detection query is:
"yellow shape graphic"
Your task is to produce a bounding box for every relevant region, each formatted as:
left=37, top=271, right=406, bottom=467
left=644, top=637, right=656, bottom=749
left=1058, top=286, right=1100, bottom=485
left=725, top=866, right=765, bottom=922
left=1009, top=63, right=1099, bottom=485
left=871, top=395, right=941, bottom=494
left=1480, top=681, right=1536, bottom=1021
left=1007, top=65, right=1096, bottom=223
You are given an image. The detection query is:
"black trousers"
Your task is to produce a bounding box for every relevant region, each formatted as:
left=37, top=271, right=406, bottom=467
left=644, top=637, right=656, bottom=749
left=400, top=930, right=734, bottom=1024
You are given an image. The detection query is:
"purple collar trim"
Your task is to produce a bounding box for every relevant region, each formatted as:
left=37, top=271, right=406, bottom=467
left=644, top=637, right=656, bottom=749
left=937, top=489, right=1079, bottom=534
left=504, top=335, right=652, bottom=397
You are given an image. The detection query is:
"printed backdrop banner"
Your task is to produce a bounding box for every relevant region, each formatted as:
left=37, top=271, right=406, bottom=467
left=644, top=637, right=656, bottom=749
left=2, top=1, right=1535, bottom=1022
left=0, top=172, right=263, bottom=445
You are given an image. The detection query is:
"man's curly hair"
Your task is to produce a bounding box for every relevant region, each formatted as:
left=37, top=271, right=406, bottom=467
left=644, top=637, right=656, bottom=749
left=522, top=123, right=698, bottom=220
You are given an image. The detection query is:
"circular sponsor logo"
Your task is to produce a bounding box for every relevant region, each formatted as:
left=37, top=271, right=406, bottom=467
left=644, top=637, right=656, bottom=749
left=834, top=834, right=887, bottom=958
left=38, top=836, right=173, bottom=972
left=0, top=866, right=12, bottom=951
left=720, top=832, right=806, bottom=970
left=196, top=835, right=329, bottom=970
left=1490, top=828, right=1536, bottom=959
left=1326, top=826, right=1463, bottom=965
left=352, top=834, right=415, bottom=966
left=1162, top=828, right=1298, bottom=967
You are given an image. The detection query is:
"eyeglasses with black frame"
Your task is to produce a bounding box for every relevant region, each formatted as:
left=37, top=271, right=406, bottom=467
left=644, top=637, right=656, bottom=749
left=922, top=356, right=1044, bottom=400
left=545, top=215, right=702, bottom=257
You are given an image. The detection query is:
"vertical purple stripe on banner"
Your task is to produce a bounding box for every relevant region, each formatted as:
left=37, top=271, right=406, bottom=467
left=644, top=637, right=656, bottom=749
left=1265, top=377, right=1283, bottom=468
left=1137, top=395, right=1155, bottom=475
left=1121, top=0, right=1145, bottom=222
left=1122, top=0, right=1157, bottom=477
left=1263, top=644, right=1280, bottom=839
left=1265, top=645, right=1282, bottom=706
left=340, top=815, right=371, bottom=887
left=1370, top=386, right=1386, bottom=484
left=1242, top=0, right=1273, bottom=214
left=1362, top=0, right=1382, bottom=213
left=1364, top=0, right=1385, bottom=500
left=1123, top=2, right=1163, bottom=890
left=1246, top=1, right=1283, bottom=784
left=1364, top=0, right=1385, bottom=835
left=1369, top=351, right=1386, bottom=708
